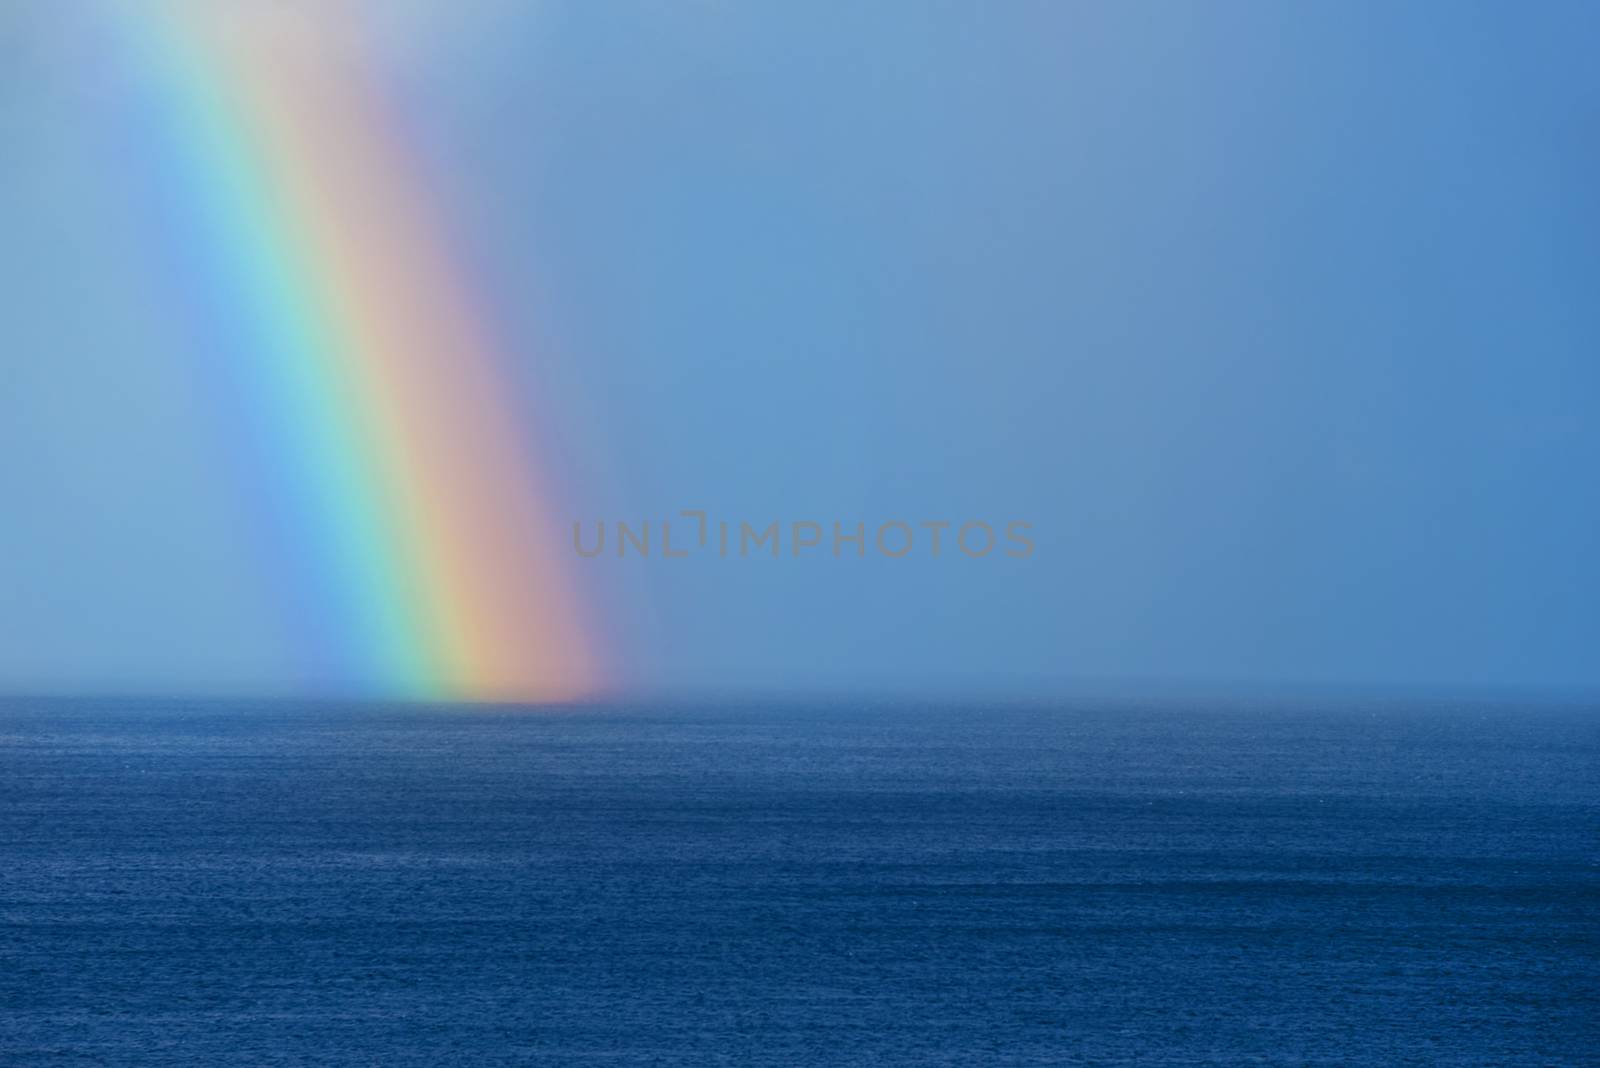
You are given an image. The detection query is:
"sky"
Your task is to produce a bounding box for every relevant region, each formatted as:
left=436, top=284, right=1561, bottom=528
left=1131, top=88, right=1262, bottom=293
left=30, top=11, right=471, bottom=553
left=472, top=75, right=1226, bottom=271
left=1, top=1, right=1597, bottom=701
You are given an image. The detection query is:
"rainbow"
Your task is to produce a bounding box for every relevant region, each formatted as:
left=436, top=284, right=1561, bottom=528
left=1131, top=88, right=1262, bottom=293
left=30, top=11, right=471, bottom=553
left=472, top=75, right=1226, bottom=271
left=121, top=3, right=599, bottom=702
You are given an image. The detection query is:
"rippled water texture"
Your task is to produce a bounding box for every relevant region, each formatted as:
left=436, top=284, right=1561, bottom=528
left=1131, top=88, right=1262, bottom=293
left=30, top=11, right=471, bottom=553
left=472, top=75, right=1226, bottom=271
left=1, top=698, right=1595, bottom=1064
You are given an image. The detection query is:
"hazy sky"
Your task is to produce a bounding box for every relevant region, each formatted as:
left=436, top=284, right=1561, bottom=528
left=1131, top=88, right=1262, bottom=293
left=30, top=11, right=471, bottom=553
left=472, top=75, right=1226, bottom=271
left=1, top=1, right=1597, bottom=699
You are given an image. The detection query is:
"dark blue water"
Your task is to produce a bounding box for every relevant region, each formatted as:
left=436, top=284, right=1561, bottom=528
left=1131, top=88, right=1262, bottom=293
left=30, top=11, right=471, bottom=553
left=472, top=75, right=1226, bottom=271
left=1, top=699, right=1595, bottom=1065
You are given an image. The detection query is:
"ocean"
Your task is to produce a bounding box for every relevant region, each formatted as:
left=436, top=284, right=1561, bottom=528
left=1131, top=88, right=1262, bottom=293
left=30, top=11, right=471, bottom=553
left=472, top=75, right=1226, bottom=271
left=1, top=698, right=1595, bottom=1065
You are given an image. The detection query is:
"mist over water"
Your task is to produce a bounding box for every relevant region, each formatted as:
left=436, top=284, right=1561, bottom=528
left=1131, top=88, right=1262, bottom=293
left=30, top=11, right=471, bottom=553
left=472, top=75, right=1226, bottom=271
left=2, top=698, right=1595, bottom=1065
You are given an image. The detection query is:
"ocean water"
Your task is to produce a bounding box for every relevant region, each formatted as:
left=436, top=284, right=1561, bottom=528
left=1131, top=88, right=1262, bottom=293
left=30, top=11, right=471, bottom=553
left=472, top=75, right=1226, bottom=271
left=0, top=698, right=1594, bottom=1065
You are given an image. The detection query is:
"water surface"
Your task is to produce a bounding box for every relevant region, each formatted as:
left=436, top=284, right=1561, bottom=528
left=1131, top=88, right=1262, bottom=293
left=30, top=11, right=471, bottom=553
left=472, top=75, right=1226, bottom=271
left=1, top=698, right=1595, bottom=1064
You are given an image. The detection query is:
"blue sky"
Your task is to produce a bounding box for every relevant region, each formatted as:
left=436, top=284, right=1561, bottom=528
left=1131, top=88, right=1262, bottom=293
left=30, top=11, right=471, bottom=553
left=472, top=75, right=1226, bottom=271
left=1, top=1, right=1597, bottom=699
